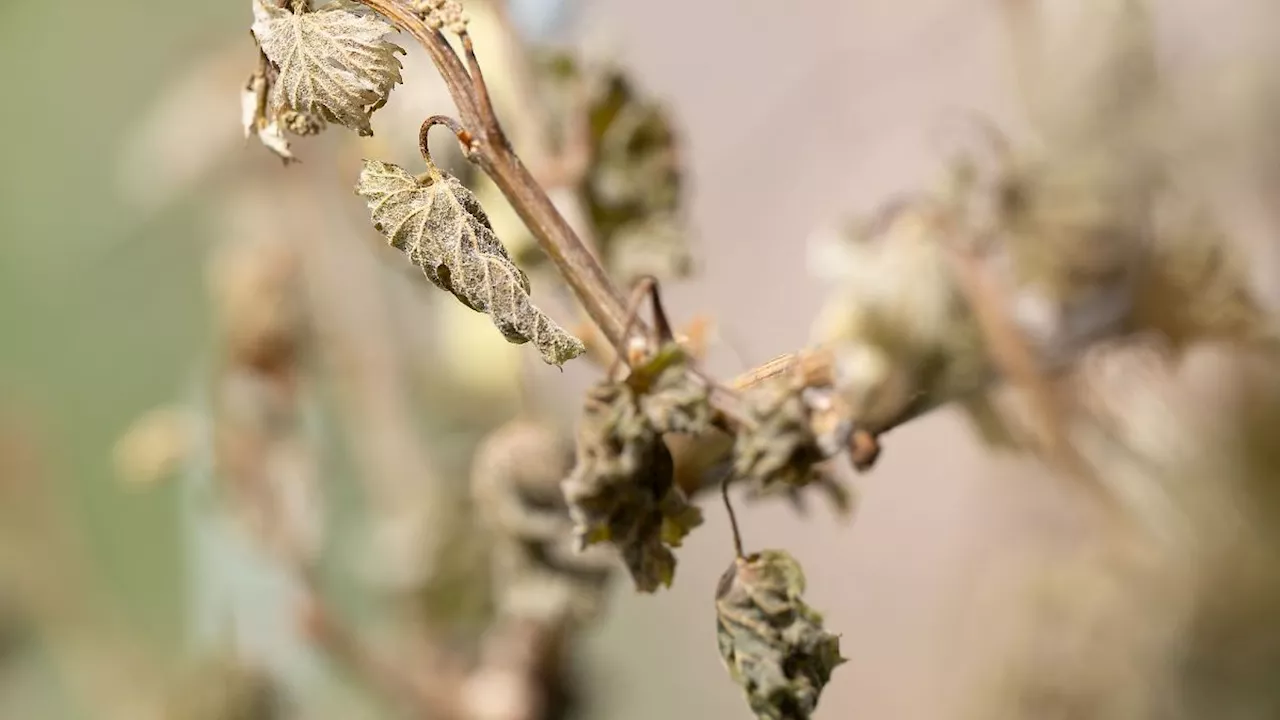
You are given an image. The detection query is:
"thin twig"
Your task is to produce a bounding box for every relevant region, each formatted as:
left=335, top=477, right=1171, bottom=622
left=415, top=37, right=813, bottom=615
left=721, top=474, right=745, bottom=559
left=420, top=114, right=476, bottom=161
left=461, top=32, right=506, bottom=145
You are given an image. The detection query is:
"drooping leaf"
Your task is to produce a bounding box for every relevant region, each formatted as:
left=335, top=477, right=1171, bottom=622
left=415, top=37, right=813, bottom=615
left=356, top=158, right=585, bottom=365
left=716, top=550, right=845, bottom=720
left=251, top=0, right=403, bottom=137
left=561, top=366, right=705, bottom=593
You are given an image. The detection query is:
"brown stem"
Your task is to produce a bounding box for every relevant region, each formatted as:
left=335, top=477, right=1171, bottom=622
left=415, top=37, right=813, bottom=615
left=420, top=114, right=476, bottom=163
left=354, top=0, right=629, bottom=344
left=479, top=142, right=630, bottom=342
left=606, top=276, right=657, bottom=378
left=721, top=474, right=745, bottom=559
left=461, top=32, right=506, bottom=145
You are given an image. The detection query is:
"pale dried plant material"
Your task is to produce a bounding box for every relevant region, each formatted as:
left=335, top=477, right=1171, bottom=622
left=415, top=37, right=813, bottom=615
left=251, top=0, right=405, bottom=137
left=715, top=550, right=845, bottom=720
left=413, top=0, right=468, bottom=34
left=808, top=199, right=997, bottom=441
left=357, top=157, right=586, bottom=365
left=471, top=419, right=614, bottom=626
left=112, top=406, right=197, bottom=489
left=241, top=57, right=298, bottom=162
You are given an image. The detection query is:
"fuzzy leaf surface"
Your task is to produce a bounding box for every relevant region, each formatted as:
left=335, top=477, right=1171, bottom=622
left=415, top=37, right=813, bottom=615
left=716, top=550, right=845, bottom=720
left=251, top=0, right=403, bottom=136
left=562, top=375, right=704, bottom=593
left=357, top=159, right=585, bottom=365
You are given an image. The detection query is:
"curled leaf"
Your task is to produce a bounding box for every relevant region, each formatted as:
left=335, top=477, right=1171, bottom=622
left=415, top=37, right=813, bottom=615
left=472, top=419, right=614, bottom=625
left=733, top=377, right=850, bottom=496
left=715, top=550, right=845, bottom=720
left=356, top=158, right=585, bottom=365
left=241, top=60, right=296, bottom=161
left=561, top=356, right=707, bottom=592
left=633, top=342, right=713, bottom=435
left=251, top=0, right=403, bottom=136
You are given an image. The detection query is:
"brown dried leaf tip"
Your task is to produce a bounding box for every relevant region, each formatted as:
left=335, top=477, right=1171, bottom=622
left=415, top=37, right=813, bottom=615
left=561, top=345, right=711, bottom=592
left=716, top=550, right=845, bottom=720
left=357, top=158, right=585, bottom=365
left=250, top=0, right=403, bottom=138
left=733, top=373, right=853, bottom=505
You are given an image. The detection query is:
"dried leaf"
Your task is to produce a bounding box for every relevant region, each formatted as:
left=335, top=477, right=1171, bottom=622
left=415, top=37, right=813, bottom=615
left=716, top=550, right=845, bottom=720
left=472, top=419, right=614, bottom=625
left=251, top=0, right=403, bottom=136
left=356, top=158, right=585, bottom=365
left=733, top=378, right=847, bottom=495
left=562, top=369, right=705, bottom=593
left=241, top=63, right=296, bottom=161
left=528, top=52, right=694, bottom=285
left=633, top=342, right=713, bottom=435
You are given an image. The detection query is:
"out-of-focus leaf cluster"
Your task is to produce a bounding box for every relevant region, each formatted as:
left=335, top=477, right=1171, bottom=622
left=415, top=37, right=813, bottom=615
left=472, top=419, right=614, bottom=626
left=509, top=51, right=695, bottom=287
left=716, top=550, right=845, bottom=720
left=562, top=344, right=710, bottom=592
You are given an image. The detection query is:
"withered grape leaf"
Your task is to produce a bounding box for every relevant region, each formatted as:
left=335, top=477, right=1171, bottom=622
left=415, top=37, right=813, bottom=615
left=631, top=342, right=712, bottom=435
left=251, top=0, right=403, bottom=136
left=733, top=380, right=830, bottom=493
left=562, top=378, right=703, bottom=592
left=356, top=159, right=585, bottom=365
left=716, top=550, right=845, bottom=720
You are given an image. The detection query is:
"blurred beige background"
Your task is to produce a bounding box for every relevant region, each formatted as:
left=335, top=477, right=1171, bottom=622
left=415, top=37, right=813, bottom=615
left=3, top=0, right=1279, bottom=718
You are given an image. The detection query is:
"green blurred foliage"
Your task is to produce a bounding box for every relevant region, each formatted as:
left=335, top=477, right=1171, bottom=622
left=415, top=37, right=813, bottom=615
left=0, top=0, right=249, bottom=652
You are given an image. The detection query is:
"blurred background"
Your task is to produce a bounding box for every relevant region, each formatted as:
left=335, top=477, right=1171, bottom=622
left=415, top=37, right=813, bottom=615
left=3, top=1, right=1280, bottom=719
